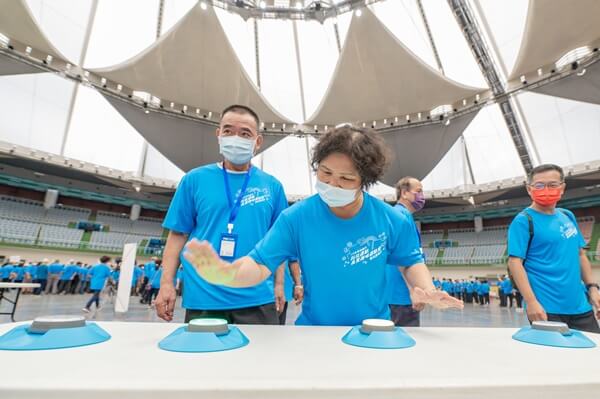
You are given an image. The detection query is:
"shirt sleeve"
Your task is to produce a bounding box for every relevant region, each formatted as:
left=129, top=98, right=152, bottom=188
left=507, top=213, right=529, bottom=259
left=248, top=212, right=297, bottom=273
left=387, top=211, right=425, bottom=267
left=163, top=173, right=197, bottom=234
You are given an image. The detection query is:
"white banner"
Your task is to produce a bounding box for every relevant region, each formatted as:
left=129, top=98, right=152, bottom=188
left=115, top=243, right=137, bottom=313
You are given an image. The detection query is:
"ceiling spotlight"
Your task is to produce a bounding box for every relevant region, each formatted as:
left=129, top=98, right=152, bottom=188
left=577, top=68, right=587, bottom=76
left=144, top=109, right=150, bottom=114
left=295, top=2, right=302, bottom=10
left=133, top=183, right=142, bottom=193
left=259, top=1, right=266, bottom=9
left=200, top=2, right=207, bottom=10
left=444, top=118, right=451, bottom=126
left=355, top=9, right=362, bottom=17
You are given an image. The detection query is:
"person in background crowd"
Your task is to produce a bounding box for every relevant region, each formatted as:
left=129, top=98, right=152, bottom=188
left=34, top=260, right=48, bottom=295
left=82, top=256, right=112, bottom=313
left=46, top=259, right=63, bottom=294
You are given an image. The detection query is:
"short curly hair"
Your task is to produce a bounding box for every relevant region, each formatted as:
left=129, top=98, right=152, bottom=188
left=311, top=125, right=390, bottom=189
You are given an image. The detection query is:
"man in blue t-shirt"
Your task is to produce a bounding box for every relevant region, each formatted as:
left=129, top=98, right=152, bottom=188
left=386, top=176, right=427, bottom=327
left=501, top=276, right=514, bottom=308
left=155, top=105, right=287, bottom=324
left=34, top=260, right=48, bottom=295
left=508, top=164, right=599, bottom=333
left=83, top=256, right=112, bottom=312
left=58, top=260, right=78, bottom=294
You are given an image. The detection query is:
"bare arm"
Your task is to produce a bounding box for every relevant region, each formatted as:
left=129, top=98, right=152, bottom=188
left=508, top=256, right=546, bottom=321
left=579, top=248, right=600, bottom=318
left=399, top=263, right=463, bottom=309
left=160, top=231, right=188, bottom=287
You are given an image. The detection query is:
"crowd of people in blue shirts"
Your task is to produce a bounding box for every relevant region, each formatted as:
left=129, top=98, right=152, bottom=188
left=435, top=276, right=522, bottom=308
left=0, top=256, right=184, bottom=312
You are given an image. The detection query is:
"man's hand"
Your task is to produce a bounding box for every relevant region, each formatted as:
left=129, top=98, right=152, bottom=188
left=155, top=283, right=177, bottom=322
left=183, top=239, right=237, bottom=285
left=274, top=282, right=285, bottom=313
left=588, top=287, right=600, bottom=319
left=525, top=299, right=547, bottom=322
left=410, top=287, right=464, bottom=310
left=293, top=285, right=304, bottom=305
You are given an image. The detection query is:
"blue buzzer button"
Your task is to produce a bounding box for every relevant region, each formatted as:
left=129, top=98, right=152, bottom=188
left=0, top=316, right=110, bottom=351
left=342, top=319, right=416, bottom=349
left=512, top=321, right=596, bottom=349
left=159, top=319, right=249, bottom=353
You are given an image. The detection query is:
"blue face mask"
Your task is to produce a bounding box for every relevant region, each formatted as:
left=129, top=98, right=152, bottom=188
left=219, top=135, right=256, bottom=165
left=315, top=179, right=358, bottom=208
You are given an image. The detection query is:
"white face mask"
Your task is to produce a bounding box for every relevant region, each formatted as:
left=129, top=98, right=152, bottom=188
left=219, top=135, right=256, bottom=165
left=315, top=179, right=358, bottom=208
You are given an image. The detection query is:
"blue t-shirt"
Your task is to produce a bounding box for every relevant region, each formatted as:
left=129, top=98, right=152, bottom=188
left=48, top=263, right=64, bottom=274
left=112, top=270, right=120, bottom=282
left=89, top=263, right=111, bottom=291
left=501, top=279, right=513, bottom=295
left=1, top=265, right=13, bottom=279
left=150, top=268, right=162, bottom=289
left=508, top=207, right=590, bottom=315
left=36, top=265, right=48, bottom=279
left=24, top=265, right=37, bottom=279
left=13, top=267, right=24, bottom=281
left=164, top=163, right=288, bottom=310
left=78, top=267, right=88, bottom=279
left=480, top=282, right=490, bottom=294
left=132, top=266, right=143, bottom=286
left=386, top=204, right=420, bottom=306
left=176, top=267, right=184, bottom=283
left=249, top=192, right=424, bottom=326
left=60, top=265, right=78, bottom=280
left=283, top=261, right=294, bottom=302
left=144, top=262, right=156, bottom=279
left=433, top=279, right=441, bottom=289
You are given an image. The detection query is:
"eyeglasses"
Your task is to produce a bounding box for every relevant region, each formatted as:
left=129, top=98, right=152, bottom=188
left=529, top=181, right=563, bottom=190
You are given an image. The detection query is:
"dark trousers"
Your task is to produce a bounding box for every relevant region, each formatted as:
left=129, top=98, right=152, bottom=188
left=480, top=294, right=490, bottom=305
left=34, top=279, right=47, bottom=295
left=185, top=302, right=279, bottom=325
left=473, top=292, right=479, bottom=303
left=390, top=304, right=421, bottom=327
left=465, top=293, right=473, bottom=303
left=515, top=292, right=523, bottom=308
left=57, top=280, right=69, bottom=294
left=150, top=288, right=160, bottom=302
left=499, top=292, right=506, bottom=307
left=85, top=289, right=101, bottom=309
left=506, top=293, right=514, bottom=307
left=542, top=311, right=600, bottom=334
left=278, top=301, right=289, bottom=325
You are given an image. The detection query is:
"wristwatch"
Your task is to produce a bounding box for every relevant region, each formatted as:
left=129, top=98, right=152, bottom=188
left=585, top=283, right=599, bottom=292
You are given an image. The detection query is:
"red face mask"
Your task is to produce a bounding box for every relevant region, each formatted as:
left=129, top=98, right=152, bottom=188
left=530, top=187, right=562, bottom=207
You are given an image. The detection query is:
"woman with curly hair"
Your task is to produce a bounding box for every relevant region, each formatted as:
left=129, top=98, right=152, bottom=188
left=181, top=125, right=462, bottom=326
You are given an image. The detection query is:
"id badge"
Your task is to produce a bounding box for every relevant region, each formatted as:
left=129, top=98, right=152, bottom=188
left=219, top=233, right=238, bottom=260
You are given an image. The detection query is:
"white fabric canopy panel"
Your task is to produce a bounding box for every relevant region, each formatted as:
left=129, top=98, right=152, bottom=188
left=379, top=110, right=479, bottom=186
left=91, top=3, right=291, bottom=125
left=103, top=94, right=285, bottom=172
left=509, top=0, right=600, bottom=80
left=0, top=0, right=70, bottom=62
left=307, top=8, right=483, bottom=125
left=531, top=58, right=600, bottom=106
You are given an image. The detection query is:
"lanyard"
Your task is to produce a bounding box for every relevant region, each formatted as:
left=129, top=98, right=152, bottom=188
left=222, top=164, right=253, bottom=233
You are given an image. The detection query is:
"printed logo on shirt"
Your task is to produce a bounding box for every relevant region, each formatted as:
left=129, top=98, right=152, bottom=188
left=342, top=233, right=387, bottom=267
left=237, top=187, right=272, bottom=207
left=560, top=222, right=578, bottom=240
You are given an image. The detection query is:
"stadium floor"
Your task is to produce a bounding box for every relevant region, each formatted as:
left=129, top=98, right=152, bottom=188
left=1, top=292, right=529, bottom=328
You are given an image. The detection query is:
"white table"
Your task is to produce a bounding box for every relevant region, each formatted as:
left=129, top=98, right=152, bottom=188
left=0, top=321, right=599, bottom=398
left=0, top=282, right=40, bottom=321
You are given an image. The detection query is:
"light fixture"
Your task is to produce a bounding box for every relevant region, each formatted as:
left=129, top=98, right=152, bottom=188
left=0, top=33, right=9, bottom=47
left=355, top=9, right=362, bottom=17
left=25, top=46, right=32, bottom=55
left=144, top=109, right=150, bottom=114
left=577, top=68, right=587, bottom=76
left=200, top=2, right=208, bottom=10
left=444, top=118, right=451, bottom=126
left=259, top=1, right=266, bottom=9
left=295, top=1, right=302, bottom=10
left=133, top=183, right=141, bottom=193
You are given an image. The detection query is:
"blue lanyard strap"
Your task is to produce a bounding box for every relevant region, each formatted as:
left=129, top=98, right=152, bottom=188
left=222, top=164, right=253, bottom=227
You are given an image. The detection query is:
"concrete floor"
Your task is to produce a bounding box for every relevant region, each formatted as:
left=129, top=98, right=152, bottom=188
left=1, top=291, right=530, bottom=328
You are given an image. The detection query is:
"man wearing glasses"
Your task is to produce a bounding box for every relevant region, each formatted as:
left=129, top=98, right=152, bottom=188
left=507, top=164, right=600, bottom=333
left=154, top=104, right=287, bottom=324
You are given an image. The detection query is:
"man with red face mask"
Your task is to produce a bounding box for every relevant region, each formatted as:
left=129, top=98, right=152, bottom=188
left=508, top=164, right=600, bottom=333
